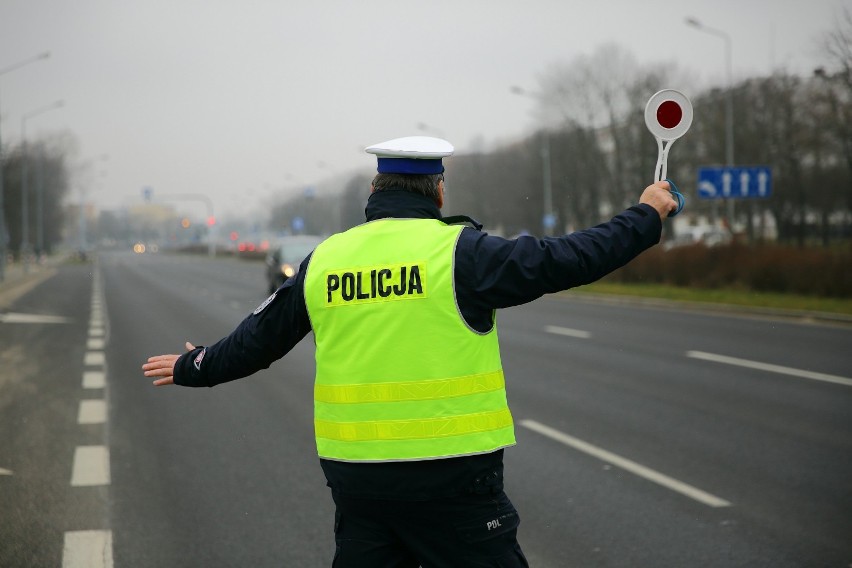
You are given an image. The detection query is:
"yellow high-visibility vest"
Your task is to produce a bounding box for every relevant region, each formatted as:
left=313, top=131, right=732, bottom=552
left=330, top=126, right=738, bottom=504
left=304, top=217, right=515, bottom=462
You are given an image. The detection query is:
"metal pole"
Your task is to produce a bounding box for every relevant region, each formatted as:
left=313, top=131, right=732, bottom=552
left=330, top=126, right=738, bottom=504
left=541, top=132, right=554, bottom=235
left=686, top=19, right=735, bottom=228
left=79, top=185, right=87, bottom=254
left=208, top=202, right=215, bottom=258
left=36, top=153, right=44, bottom=256
left=0, top=85, right=5, bottom=281
left=20, top=116, right=29, bottom=272
left=723, top=33, right=735, bottom=228
left=510, top=86, right=557, bottom=236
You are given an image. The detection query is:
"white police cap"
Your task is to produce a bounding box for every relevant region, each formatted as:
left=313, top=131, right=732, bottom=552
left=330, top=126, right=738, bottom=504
left=365, top=136, right=454, bottom=175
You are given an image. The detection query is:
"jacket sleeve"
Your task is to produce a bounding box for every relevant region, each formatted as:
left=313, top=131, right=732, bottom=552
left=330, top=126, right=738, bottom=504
left=172, top=257, right=313, bottom=388
left=455, top=204, right=662, bottom=312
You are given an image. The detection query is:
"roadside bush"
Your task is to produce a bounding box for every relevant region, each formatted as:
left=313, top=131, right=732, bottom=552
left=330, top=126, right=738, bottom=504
left=607, top=243, right=852, bottom=298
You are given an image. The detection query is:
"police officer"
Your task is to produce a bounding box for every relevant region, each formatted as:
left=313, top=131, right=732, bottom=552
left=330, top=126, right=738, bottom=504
left=143, top=136, right=678, bottom=567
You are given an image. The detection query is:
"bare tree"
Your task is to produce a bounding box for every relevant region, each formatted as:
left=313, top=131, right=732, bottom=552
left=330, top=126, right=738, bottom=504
left=534, top=45, right=686, bottom=227
left=1, top=134, right=72, bottom=257
left=816, top=5, right=852, bottom=224
left=536, top=43, right=639, bottom=129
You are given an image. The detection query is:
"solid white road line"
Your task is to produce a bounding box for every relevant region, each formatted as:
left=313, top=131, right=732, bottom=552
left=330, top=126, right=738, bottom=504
left=82, top=371, right=106, bottom=389
left=0, top=467, right=12, bottom=475
left=70, top=446, right=110, bottom=487
left=520, top=419, right=732, bottom=508
left=77, top=400, right=107, bottom=425
left=544, top=325, right=591, bottom=339
left=0, top=312, right=71, bottom=324
left=687, top=350, right=852, bottom=388
left=62, top=530, right=113, bottom=568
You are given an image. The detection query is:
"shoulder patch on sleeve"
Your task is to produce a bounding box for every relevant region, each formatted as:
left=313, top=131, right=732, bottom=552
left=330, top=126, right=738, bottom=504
left=193, top=347, right=207, bottom=371
left=253, top=292, right=277, bottom=315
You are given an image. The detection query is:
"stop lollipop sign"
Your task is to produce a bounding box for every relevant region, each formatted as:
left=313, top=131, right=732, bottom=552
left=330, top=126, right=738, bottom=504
left=644, top=89, right=693, bottom=216
left=645, top=89, right=693, bottom=142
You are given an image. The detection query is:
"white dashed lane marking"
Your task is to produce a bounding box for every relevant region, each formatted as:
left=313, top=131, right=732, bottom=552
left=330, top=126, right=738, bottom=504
left=84, top=352, right=105, bottom=366
left=64, top=267, right=113, bottom=567
left=77, top=400, right=107, bottom=425
left=62, top=530, right=113, bottom=568
left=687, top=351, right=852, bottom=388
left=520, top=419, right=732, bottom=508
left=544, top=325, right=591, bottom=339
left=82, top=371, right=106, bottom=389
left=70, top=445, right=110, bottom=487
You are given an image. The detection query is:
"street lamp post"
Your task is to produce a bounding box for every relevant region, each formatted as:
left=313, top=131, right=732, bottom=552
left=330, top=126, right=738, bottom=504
left=0, top=51, right=50, bottom=281
left=540, top=132, right=554, bottom=234
left=686, top=17, right=735, bottom=226
left=20, top=100, right=63, bottom=272
left=36, top=152, right=46, bottom=255
left=510, top=86, right=556, bottom=235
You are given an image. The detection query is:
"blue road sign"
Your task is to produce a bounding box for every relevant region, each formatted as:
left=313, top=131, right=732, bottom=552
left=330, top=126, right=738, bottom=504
left=697, top=166, right=772, bottom=199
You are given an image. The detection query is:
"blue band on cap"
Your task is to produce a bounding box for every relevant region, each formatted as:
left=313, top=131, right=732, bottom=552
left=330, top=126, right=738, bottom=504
left=377, top=157, right=444, bottom=175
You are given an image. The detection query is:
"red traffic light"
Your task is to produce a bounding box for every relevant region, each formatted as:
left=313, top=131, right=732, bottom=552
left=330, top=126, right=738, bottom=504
left=206, top=216, right=216, bottom=226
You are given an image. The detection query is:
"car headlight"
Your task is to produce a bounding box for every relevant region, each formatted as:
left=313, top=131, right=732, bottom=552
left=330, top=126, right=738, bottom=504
left=280, top=264, right=296, bottom=277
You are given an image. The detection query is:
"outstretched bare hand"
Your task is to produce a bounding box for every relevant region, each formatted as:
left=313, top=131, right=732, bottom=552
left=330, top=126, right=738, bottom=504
left=142, top=342, right=196, bottom=386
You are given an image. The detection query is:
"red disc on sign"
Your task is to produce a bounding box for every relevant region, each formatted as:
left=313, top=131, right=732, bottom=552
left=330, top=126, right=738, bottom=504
left=657, top=100, right=682, bottom=129
left=645, top=89, right=693, bottom=141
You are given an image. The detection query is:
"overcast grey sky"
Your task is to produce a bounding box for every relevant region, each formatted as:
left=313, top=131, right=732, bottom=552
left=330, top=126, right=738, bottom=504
left=0, top=0, right=845, bottom=220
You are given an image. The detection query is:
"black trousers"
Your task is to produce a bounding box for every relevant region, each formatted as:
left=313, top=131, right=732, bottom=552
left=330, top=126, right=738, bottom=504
left=330, top=490, right=529, bottom=568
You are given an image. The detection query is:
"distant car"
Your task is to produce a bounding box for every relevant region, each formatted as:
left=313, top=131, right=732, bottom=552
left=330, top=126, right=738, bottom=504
left=265, top=235, right=325, bottom=293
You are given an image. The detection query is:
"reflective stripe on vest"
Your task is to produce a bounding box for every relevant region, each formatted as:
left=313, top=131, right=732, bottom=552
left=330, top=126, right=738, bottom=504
left=304, top=218, right=516, bottom=462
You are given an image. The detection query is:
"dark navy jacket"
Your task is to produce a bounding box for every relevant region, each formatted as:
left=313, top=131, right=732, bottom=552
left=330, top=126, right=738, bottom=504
left=174, top=188, right=663, bottom=499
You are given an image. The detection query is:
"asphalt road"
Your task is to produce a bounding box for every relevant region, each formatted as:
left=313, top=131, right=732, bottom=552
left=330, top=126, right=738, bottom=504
left=1, top=250, right=850, bottom=567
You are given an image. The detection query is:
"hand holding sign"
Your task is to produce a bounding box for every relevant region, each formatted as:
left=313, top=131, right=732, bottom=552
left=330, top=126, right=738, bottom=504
left=645, top=89, right=693, bottom=217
